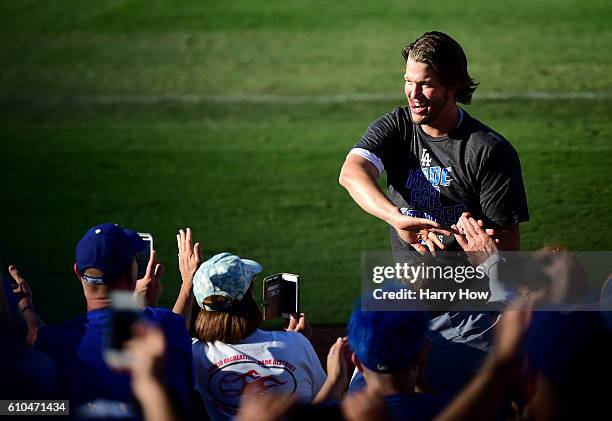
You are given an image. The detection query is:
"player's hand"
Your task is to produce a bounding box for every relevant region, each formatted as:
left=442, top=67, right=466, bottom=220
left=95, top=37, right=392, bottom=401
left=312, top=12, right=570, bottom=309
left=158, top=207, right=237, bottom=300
left=390, top=213, right=451, bottom=235
left=420, top=230, right=447, bottom=257
left=396, top=229, right=446, bottom=256
left=390, top=212, right=454, bottom=256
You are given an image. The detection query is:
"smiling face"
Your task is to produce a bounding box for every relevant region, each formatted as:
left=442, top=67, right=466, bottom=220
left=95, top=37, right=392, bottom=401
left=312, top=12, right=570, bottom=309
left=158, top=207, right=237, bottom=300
left=404, top=58, right=456, bottom=127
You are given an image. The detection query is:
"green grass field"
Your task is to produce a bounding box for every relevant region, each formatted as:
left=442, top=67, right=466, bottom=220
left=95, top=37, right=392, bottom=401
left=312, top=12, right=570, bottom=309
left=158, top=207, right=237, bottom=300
left=1, top=0, right=611, bottom=324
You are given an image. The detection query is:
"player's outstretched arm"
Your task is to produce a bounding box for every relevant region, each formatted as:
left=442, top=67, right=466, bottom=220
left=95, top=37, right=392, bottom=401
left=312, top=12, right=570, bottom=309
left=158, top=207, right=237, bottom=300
left=339, top=154, right=399, bottom=223
left=339, top=154, right=452, bottom=253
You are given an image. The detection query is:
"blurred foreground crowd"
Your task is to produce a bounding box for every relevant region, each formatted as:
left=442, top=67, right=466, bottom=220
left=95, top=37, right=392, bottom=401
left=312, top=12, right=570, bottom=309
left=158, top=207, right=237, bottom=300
left=1, top=215, right=610, bottom=421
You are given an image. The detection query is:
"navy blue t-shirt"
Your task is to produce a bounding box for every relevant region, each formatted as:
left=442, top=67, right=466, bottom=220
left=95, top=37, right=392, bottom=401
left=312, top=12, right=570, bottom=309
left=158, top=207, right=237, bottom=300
left=34, top=307, right=193, bottom=411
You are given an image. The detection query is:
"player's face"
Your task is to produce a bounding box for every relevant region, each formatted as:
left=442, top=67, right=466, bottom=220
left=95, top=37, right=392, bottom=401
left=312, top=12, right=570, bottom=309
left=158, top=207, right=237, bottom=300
left=404, top=59, right=453, bottom=126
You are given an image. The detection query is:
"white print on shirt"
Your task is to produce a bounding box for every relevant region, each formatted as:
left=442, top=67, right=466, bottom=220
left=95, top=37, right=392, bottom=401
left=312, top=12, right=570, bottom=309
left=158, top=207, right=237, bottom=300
left=420, top=148, right=432, bottom=167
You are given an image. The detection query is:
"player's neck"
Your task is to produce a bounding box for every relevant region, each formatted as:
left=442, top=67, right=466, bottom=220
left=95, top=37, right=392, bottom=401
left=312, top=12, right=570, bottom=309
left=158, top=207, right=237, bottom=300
left=421, top=105, right=460, bottom=138
left=85, top=296, right=111, bottom=311
left=364, top=368, right=418, bottom=396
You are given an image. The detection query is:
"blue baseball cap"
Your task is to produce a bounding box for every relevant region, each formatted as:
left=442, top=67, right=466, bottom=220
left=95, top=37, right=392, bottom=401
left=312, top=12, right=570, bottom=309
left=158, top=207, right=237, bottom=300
left=75, top=223, right=147, bottom=284
left=193, top=252, right=262, bottom=311
left=348, top=293, right=429, bottom=373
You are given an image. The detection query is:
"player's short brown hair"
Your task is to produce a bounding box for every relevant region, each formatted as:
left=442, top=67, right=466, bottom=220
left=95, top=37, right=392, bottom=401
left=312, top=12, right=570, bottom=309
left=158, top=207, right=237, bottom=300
left=402, top=31, right=478, bottom=104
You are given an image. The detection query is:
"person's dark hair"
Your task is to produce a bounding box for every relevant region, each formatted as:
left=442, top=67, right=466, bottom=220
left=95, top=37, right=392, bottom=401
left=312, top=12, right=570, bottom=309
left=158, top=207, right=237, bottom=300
left=402, top=31, right=478, bottom=104
left=193, top=286, right=262, bottom=344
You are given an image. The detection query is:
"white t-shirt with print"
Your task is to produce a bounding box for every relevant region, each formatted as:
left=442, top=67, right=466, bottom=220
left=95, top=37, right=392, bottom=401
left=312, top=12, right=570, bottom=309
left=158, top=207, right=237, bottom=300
left=192, top=329, right=326, bottom=420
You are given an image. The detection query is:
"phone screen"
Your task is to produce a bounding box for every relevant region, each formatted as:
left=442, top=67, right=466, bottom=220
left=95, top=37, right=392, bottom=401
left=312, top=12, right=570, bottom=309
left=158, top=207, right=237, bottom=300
left=109, top=309, right=140, bottom=350
left=281, top=279, right=298, bottom=315
left=135, top=233, right=153, bottom=279
left=263, top=273, right=299, bottom=320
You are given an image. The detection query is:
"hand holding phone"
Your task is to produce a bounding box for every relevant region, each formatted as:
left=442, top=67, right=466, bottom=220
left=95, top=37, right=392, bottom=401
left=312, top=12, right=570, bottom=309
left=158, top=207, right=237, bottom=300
left=286, top=312, right=313, bottom=339
left=262, top=273, right=300, bottom=320
left=133, top=232, right=165, bottom=307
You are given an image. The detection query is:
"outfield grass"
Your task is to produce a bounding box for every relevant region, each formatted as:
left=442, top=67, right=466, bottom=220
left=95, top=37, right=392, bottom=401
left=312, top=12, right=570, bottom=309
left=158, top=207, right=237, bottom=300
left=1, top=1, right=611, bottom=324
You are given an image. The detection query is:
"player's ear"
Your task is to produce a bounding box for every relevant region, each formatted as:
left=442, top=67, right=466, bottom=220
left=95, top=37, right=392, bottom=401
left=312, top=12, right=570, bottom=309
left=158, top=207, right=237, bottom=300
left=73, top=263, right=82, bottom=283
left=352, top=352, right=364, bottom=373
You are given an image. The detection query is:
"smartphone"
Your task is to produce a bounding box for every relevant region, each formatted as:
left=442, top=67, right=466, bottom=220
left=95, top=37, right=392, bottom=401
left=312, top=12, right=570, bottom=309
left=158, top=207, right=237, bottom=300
left=280, top=274, right=299, bottom=318
left=262, top=273, right=299, bottom=320
left=135, top=232, right=153, bottom=279
left=104, top=291, right=143, bottom=369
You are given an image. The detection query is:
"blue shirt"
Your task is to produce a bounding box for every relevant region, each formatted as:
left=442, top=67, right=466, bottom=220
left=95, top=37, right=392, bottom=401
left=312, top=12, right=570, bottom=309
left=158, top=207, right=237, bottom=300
left=34, top=307, right=193, bottom=411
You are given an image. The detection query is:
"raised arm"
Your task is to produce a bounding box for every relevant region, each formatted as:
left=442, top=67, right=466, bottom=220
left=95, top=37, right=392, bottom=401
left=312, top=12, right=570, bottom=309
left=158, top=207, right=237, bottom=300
left=8, top=265, right=45, bottom=346
left=339, top=154, right=451, bottom=254
left=172, top=228, right=202, bottom=328
left=313, top=337, right=351, bottom=404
